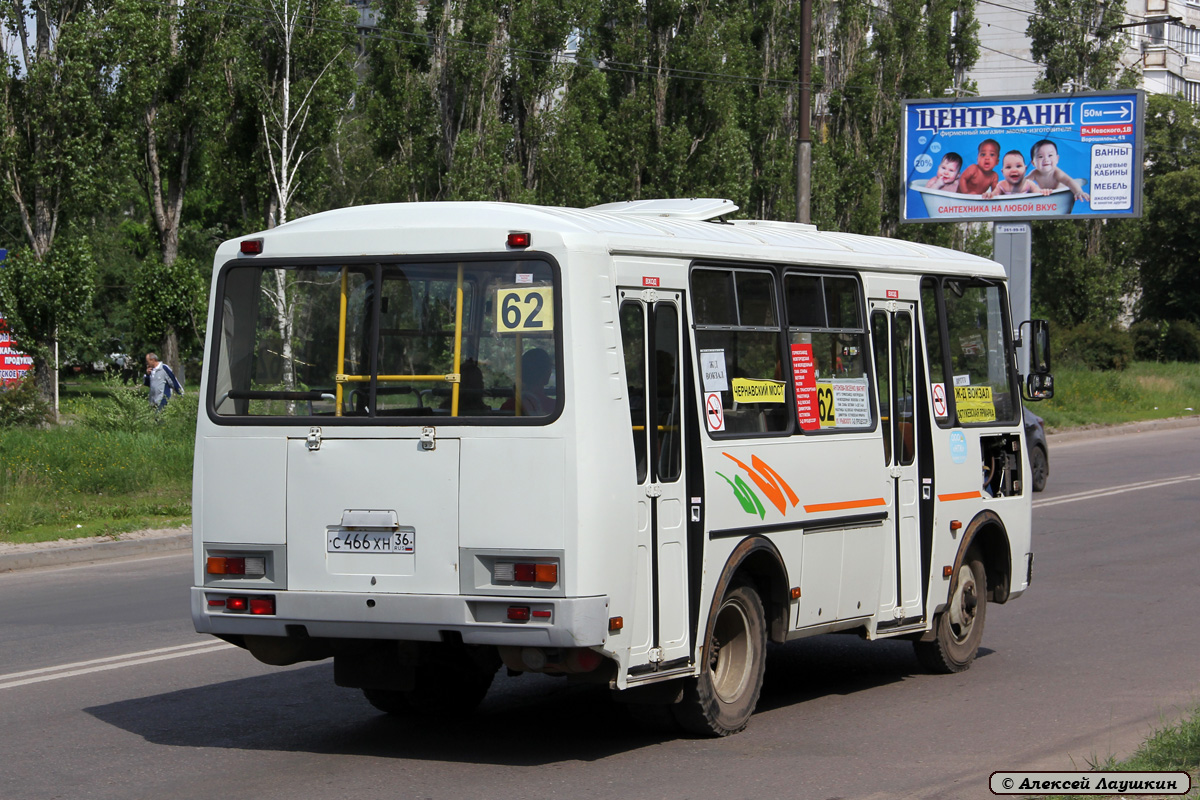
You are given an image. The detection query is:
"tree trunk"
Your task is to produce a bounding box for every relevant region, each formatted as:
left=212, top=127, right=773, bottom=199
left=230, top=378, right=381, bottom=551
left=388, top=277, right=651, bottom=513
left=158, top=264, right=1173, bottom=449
left=161, top=326, right=182, bottom=388
left=33, top=336, right=56, bottom=412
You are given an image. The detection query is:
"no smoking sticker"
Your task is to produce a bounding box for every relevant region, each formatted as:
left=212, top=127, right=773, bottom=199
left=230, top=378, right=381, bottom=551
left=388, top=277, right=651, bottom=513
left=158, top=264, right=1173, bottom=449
left=705, top=392, right=725, bottom=432
left=932, top=382, right=948, bottom=417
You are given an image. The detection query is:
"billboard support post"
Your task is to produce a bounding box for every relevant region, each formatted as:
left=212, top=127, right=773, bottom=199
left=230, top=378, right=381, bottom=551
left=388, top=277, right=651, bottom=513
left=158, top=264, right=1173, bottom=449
left=994, top=222, right=1032, bottom=377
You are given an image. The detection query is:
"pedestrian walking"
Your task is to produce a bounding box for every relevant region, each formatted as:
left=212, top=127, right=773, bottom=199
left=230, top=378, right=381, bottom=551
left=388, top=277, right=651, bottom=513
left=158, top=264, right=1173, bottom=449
left=144, top=352, right=183, bottom=409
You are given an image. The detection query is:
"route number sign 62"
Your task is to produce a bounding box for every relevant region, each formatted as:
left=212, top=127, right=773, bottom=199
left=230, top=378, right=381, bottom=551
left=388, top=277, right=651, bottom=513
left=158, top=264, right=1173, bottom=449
left=497, top=288, right=554, bottom=333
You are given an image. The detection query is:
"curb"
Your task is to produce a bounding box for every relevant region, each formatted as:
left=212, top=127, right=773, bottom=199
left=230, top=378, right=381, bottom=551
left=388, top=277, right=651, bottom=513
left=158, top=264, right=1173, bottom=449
left=0, top=531, right=191, bottom=574
left=1046, top=414, right=1200, bottom=445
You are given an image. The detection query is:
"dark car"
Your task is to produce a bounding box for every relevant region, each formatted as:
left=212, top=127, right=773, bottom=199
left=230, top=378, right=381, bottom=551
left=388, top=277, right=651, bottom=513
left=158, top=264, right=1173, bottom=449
left=1024, top=407, right=1049, bottom=492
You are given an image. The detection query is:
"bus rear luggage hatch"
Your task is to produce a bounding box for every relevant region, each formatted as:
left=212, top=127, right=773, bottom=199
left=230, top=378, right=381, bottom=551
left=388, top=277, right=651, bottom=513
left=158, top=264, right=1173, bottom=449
left=286, top=436, right=461, bottom=595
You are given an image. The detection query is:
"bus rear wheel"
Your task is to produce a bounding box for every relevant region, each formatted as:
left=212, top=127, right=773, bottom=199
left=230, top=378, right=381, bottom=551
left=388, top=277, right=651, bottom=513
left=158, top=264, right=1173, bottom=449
left=914, top=550, right=987, bottom=673
left=672, top=582, right=766, bottom=736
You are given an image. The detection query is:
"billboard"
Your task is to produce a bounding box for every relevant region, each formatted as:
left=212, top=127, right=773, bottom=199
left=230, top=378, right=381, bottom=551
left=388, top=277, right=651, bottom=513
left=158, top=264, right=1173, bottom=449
left=901, top=91, right=1144, bottom=223
left=0, top=315, right=33, bottom=385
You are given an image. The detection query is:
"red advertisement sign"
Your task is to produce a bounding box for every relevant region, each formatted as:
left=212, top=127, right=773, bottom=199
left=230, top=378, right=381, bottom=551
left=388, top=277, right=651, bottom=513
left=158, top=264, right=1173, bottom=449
left=791, top=343, right=819, bottom=431
left=0, top=315, right=33, bottom=385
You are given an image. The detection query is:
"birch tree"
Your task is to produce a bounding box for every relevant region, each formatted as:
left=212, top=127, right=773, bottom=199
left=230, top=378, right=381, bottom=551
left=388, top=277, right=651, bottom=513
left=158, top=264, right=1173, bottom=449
left=239, top=0, right=355, bottom=388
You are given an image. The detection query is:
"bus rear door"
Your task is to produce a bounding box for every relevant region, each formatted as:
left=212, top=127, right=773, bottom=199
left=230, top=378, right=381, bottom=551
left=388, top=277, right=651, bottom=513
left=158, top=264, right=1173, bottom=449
left=619, top=289, right=691, bottom=670
left=870, top=300, right=926, bottom=626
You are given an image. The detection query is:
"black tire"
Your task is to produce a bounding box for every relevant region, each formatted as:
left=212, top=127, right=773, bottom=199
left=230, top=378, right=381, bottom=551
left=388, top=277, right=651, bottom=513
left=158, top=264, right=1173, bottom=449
left=362, top=645, right=499, bottom=717
left=914, top=550, right=987, bottom=674
left=1029, top=445, right=1048, bottom=492
left=672, top=583, right=767, bottom=736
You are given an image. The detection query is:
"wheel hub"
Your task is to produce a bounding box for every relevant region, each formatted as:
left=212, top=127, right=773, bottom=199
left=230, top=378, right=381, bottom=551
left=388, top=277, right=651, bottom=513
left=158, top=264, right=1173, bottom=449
left=947, top=564, right=978, bottom=642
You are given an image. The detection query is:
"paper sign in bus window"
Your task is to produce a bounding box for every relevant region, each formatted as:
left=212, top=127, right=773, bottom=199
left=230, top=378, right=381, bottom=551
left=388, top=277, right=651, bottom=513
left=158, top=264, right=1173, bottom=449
left=731, top=378, right=785, bottom=404
left=815, top=378, right=871, bottom=427
left=954, top=384, right=996, bottom=422
left=700, top=349, right=729, bottom=392
left=791, top=343, right=819, bottom=430
left=497, top=287, right=554, bottom=333
left=832, top=378, right=871, bottom=427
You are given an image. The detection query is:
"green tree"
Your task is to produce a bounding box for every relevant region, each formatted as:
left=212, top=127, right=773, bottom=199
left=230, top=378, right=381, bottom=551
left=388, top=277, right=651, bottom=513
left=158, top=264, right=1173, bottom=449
left=0, top=0, right=115, bottom=398
left=1026, top=0, right=1140, bottom=328
left=0, top=240, right=97, bottom=399
left=111, top=0, right=232, bottom=375
left=1135, top=94, right=1200, bottom=325
left=813, top=0, right=978, bottom=237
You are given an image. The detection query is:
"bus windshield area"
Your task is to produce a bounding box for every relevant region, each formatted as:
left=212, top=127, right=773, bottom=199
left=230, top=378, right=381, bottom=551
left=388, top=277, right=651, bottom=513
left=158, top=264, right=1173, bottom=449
left=210, top=259, right=560, bottom=420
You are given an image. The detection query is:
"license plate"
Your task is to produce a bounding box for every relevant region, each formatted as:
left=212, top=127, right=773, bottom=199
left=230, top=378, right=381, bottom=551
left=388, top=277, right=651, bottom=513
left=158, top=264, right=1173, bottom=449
left=327, top=527, right=415, bottom=554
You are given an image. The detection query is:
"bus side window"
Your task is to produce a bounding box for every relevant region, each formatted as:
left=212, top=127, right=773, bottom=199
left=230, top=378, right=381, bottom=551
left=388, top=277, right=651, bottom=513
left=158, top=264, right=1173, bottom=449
left=786, top=272, right=873, bottom=433
left=621, top=302, right=649, bottom=483
left=692, top=267, right=789, bottom=435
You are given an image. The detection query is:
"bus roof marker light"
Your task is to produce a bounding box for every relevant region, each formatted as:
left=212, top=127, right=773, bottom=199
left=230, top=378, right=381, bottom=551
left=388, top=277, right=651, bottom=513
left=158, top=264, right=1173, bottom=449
left=507, top=232, right=531, bottom=248
left=240, top=238, right=264, bottom=255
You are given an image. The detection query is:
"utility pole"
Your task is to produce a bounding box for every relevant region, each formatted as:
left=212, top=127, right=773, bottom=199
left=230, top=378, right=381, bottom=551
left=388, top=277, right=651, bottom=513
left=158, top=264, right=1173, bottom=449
left=796, top=0, right=813, bottom=224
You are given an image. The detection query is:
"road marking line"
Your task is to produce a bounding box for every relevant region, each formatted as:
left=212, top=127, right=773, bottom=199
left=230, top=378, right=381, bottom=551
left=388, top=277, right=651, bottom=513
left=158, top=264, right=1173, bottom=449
left=1033, top=474, right=1200, bottom=509
left=0, top=641, right=235, bottom=690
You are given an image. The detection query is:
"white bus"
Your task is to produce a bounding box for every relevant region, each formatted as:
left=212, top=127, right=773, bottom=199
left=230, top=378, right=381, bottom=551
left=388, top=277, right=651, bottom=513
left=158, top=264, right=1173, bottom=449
left=192, top=198, right=1051, bottom=736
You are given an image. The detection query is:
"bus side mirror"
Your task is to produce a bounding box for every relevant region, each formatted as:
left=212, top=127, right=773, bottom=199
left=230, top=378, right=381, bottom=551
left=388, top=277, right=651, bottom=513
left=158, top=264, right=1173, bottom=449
left=1019, top=319, right=1053, bottom=401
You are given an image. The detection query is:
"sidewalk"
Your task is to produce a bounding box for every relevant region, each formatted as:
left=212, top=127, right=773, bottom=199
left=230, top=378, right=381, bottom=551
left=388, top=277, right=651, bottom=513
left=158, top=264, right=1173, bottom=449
left=2, top=415, right=1197, bottom=574
left=0, top=527, right=191, bottom=573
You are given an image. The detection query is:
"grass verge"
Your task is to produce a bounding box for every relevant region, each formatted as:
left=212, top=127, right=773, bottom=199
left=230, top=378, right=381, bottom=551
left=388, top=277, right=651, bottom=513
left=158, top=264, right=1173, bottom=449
left=0, top=388, right=195, bottom=545
left=1042, top=709, right=1199, bottom=799
left=1036, top=362, right=1200, bottom=430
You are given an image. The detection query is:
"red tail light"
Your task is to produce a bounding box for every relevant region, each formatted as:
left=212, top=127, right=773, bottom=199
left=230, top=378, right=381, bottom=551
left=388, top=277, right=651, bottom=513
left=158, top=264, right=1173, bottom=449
left=249, top=596, right=276, bottom=615
left=507, top=606, right=531, bottom=621
left=226, top=596, right=248, bottom=612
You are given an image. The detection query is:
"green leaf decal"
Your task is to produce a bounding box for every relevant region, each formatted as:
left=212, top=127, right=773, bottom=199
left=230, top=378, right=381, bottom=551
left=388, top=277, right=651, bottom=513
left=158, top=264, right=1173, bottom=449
left=716, top=471, right=765, bottom=519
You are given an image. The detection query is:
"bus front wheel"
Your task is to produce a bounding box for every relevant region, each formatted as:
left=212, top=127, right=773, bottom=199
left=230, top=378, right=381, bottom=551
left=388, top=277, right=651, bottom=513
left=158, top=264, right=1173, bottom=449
left=914, top=550, right=987, bottom=673
left=673, top=582, right=766, bottom=736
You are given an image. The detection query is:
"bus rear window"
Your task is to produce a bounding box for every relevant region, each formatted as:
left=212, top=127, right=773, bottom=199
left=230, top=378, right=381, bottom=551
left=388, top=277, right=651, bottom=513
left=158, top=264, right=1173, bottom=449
left=210, top=259, right=560, bottom=421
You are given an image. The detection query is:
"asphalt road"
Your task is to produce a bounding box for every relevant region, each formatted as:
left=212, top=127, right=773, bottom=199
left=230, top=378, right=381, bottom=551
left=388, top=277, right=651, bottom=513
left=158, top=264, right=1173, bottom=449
left=1, top=426, right=1197, bottom=800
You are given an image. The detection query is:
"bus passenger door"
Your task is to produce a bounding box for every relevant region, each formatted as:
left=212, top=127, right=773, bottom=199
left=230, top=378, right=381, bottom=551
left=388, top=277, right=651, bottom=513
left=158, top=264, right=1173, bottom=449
left=870, top=301, right=925, bottom=624
left=619, top=291, right=691, bottom=669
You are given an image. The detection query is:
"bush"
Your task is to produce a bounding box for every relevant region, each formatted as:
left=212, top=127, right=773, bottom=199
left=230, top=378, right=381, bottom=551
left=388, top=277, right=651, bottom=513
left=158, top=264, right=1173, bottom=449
left=1055, top=324, right=1134, bottom=371
left=1131, top=319, right=1167, bottom=362
left=0, top=376, right=51, bottom=427
left=72, top=379, right=198, bottom=441
left=1163, top=319, right=1200, bottom=363
left=73, top=380, right=158, bottom=432
left=1129, top=319, right=1200, bottom=363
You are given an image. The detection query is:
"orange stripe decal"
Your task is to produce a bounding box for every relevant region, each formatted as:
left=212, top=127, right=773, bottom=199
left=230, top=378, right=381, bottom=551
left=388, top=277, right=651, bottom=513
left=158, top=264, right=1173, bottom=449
left=803, top=497, right=888, bottom=513
left=937, top=490, right=982, bottom=502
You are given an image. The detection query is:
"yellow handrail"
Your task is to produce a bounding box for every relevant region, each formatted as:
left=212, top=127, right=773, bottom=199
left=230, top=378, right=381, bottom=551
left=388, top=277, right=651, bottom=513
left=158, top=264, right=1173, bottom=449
left=451, top=263, right=464, bottom=416
left=336, top=267, right=348, bottom=417
left=332, top=264, right=466, bottom=414
left=337, top=374, right=460, bottom=383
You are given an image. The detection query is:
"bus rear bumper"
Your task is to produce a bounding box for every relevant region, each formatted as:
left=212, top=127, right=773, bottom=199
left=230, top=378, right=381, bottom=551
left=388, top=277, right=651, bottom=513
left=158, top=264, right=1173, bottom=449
left=191, top=587, right=610, bottom=648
